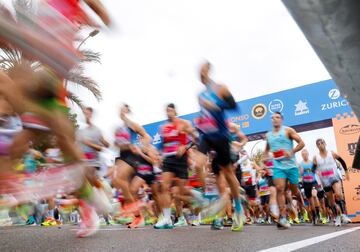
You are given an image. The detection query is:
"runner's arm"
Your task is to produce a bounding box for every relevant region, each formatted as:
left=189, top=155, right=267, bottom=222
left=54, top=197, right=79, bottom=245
left=287, top=127, right=305, bottom=155
left=84, top=0, right=111, bottom=26
left=100, top=135, right=110, bottom=148
left=332, top=151, right=349, bottom=180
left=219, top=85, right=237, bottom=109
left=299, top=164, right=304, bottom=175
left=121, top=112, right=152, bottom=145
left=263, top=137, right=270, bottom=161
left=230, top=123, right=248, bottom=149
left=312, top=157, right=318, bottom=172
left=183, top=120, right=198, bottom=143
left=81, top=139, right=103, bottom=152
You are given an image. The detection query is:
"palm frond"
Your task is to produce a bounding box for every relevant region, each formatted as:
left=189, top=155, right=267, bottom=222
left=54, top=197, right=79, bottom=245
left=80, top=50, right=102, bottom=64
left=67, top=91, right=84, bottom=110
left=68, top=69, right=102, bottom=101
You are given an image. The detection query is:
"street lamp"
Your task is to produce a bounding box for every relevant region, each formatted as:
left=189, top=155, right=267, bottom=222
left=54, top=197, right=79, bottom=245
left=64, top=29, right=100, bottom=89
left=77, top=29, right=100, bottom=50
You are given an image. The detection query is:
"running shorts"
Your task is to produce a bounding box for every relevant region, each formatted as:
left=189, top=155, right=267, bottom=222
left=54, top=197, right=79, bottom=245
left=260, top=195, right=270, bottom=206
left=273, top=167, right=299, bottom=185
left=244, top=185, right=257, bottom=201
left=303, top=182, right=316, bottom=199
left=199, top=134, right=231, bottom=167
left=162, top=155, right=188, bottom=180
left=117, top=150, right=139, bottom=168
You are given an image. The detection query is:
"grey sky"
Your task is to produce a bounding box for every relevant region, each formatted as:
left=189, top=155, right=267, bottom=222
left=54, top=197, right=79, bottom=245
left=76, top=0, right=330, bottom=139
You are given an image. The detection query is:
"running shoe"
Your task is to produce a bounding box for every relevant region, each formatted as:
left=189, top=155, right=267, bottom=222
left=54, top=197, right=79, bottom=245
left=26, top=216, right=36, bottom=226
left=76, top=200, right=100, bottom=238
left=154, top=217, right=173, bottom=229
left=191, top=219, right=200, bottom=227
left=145, top=217, right=157, bottom=226
left=128, top=216, right=145, bottom=229
left=174, top=216, right=188, bottom=227
left=257, top=217, right=265, bottom=224
left=224, top=217, right=233, bottom=226
left=231, top=212, right=244, bottom=232
left=312, top=215, right=319, bottom=226
left=303, top=210, right=310, bottom=222
left=41, top=217, right=60, bottom=226
left=270, top=212, right=279, bottom=223
left=245, top=217, right=254, bottom=225
left=334, top=216, right=342, bottom=227
left=341, top=214, right=352, bottom=224
left=277, top=217, right=290, bottom=229
left=200, top=195, right=228, bottom=224
left=211, top=218, right=224, bottom=230
left=293, top=217, right=300, bottom=224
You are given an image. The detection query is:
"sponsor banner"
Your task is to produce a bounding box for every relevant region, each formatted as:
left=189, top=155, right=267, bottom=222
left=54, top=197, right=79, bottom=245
left=332, top=113, right=360, bottom=222
left=144, top=79, right=353, bottom=147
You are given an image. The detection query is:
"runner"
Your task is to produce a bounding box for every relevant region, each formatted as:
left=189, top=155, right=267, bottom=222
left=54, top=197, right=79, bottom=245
left=154, top=103, right=196, bottom=229
left=313, top=138, right=351, bottom=226
left=257, top=169, right=271, bottom=224
left=77, top=107, right=112, bottom=214
left=0, top=68, right=107, bottom=238
left=262, top=154, right=279, bottom=223
left=112, top=104, right=154, bottom=227
left=193, top=62, right=244, bottom=231
left=239, top=151, right=258, bottom=225
left=0, top=0, right=111, bottom=77
left=263, top=112, right=305, bottom=229
left=299, top=149, right=320, bottom=225
left=77, top=108, right=109, bottom=182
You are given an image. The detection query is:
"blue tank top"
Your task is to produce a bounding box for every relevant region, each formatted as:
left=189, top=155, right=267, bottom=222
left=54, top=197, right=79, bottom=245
left=266, top=126, right=297, bottom=170
left=300, top=160, right=315, bottom=183
left=197, top=82, right=229, bottom=137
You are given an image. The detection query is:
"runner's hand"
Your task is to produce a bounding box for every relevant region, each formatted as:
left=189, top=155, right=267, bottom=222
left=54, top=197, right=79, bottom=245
left=284, top=151, right=293, bottom=158
left=176, top=145, right=187, bottom=157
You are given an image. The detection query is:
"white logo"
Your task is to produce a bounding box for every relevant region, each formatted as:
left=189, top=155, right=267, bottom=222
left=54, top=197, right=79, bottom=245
left=268, top=99, right=284, bottom=114
left=328, top=89, right=340, bottom=100
left=321, top=100, right=349, bottom=111
left=294, top=100, right=309, bottom=116
left=152, top=132, right=161, bottom=145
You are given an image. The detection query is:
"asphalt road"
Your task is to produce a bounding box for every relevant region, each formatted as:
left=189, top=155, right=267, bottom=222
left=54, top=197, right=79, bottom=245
left=1, top=223, right=359, bottom=252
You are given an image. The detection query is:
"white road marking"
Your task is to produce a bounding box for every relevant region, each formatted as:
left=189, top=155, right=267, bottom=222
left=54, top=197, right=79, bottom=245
left=258, top=226, right=360, bottom=252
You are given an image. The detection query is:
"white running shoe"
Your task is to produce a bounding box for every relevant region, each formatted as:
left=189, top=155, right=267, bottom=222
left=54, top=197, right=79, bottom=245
left=341, top=214, right=352, bottom=224
left=334, top=216, right=342, bottom=227
left=154, top=217, right=173, bottom=229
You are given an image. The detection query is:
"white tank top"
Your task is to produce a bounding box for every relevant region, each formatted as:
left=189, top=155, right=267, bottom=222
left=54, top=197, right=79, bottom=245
left=315, top=151, right=338, bottom=186
left=241, top=162, right=256, bottom=186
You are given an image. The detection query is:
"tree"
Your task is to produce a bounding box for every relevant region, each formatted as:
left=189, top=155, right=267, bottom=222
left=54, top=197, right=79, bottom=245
left=0, top=0, right=102, bottom=110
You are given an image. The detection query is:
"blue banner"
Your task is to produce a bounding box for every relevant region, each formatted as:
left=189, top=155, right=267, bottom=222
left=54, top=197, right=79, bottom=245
left=144, top=79, right=352, bottom=147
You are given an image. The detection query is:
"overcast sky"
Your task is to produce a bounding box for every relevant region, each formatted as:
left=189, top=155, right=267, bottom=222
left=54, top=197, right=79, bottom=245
left=4, top=0, right=336, bottom=155
left=74, top=0, right=331, bottom=134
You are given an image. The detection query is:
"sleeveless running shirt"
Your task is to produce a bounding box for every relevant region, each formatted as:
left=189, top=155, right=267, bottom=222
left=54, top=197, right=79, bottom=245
left=115, top=125, right=138, bottom=146
left=300, top=160, right=315, bottom=183
left=160, top=121, right=187, bottom=157
left=266, top=126, right=297, bottom=170
left=315, top=151, right=338, bottom=187
left=258, top=177, right=270, bottom=196
left=196, top=82, right=229, bottom=137
left=241, top=162, right=256, bottom=186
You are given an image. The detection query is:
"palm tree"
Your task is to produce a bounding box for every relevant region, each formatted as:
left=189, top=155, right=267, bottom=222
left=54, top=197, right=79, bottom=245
left=0, top=0, right=102, bottom=110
